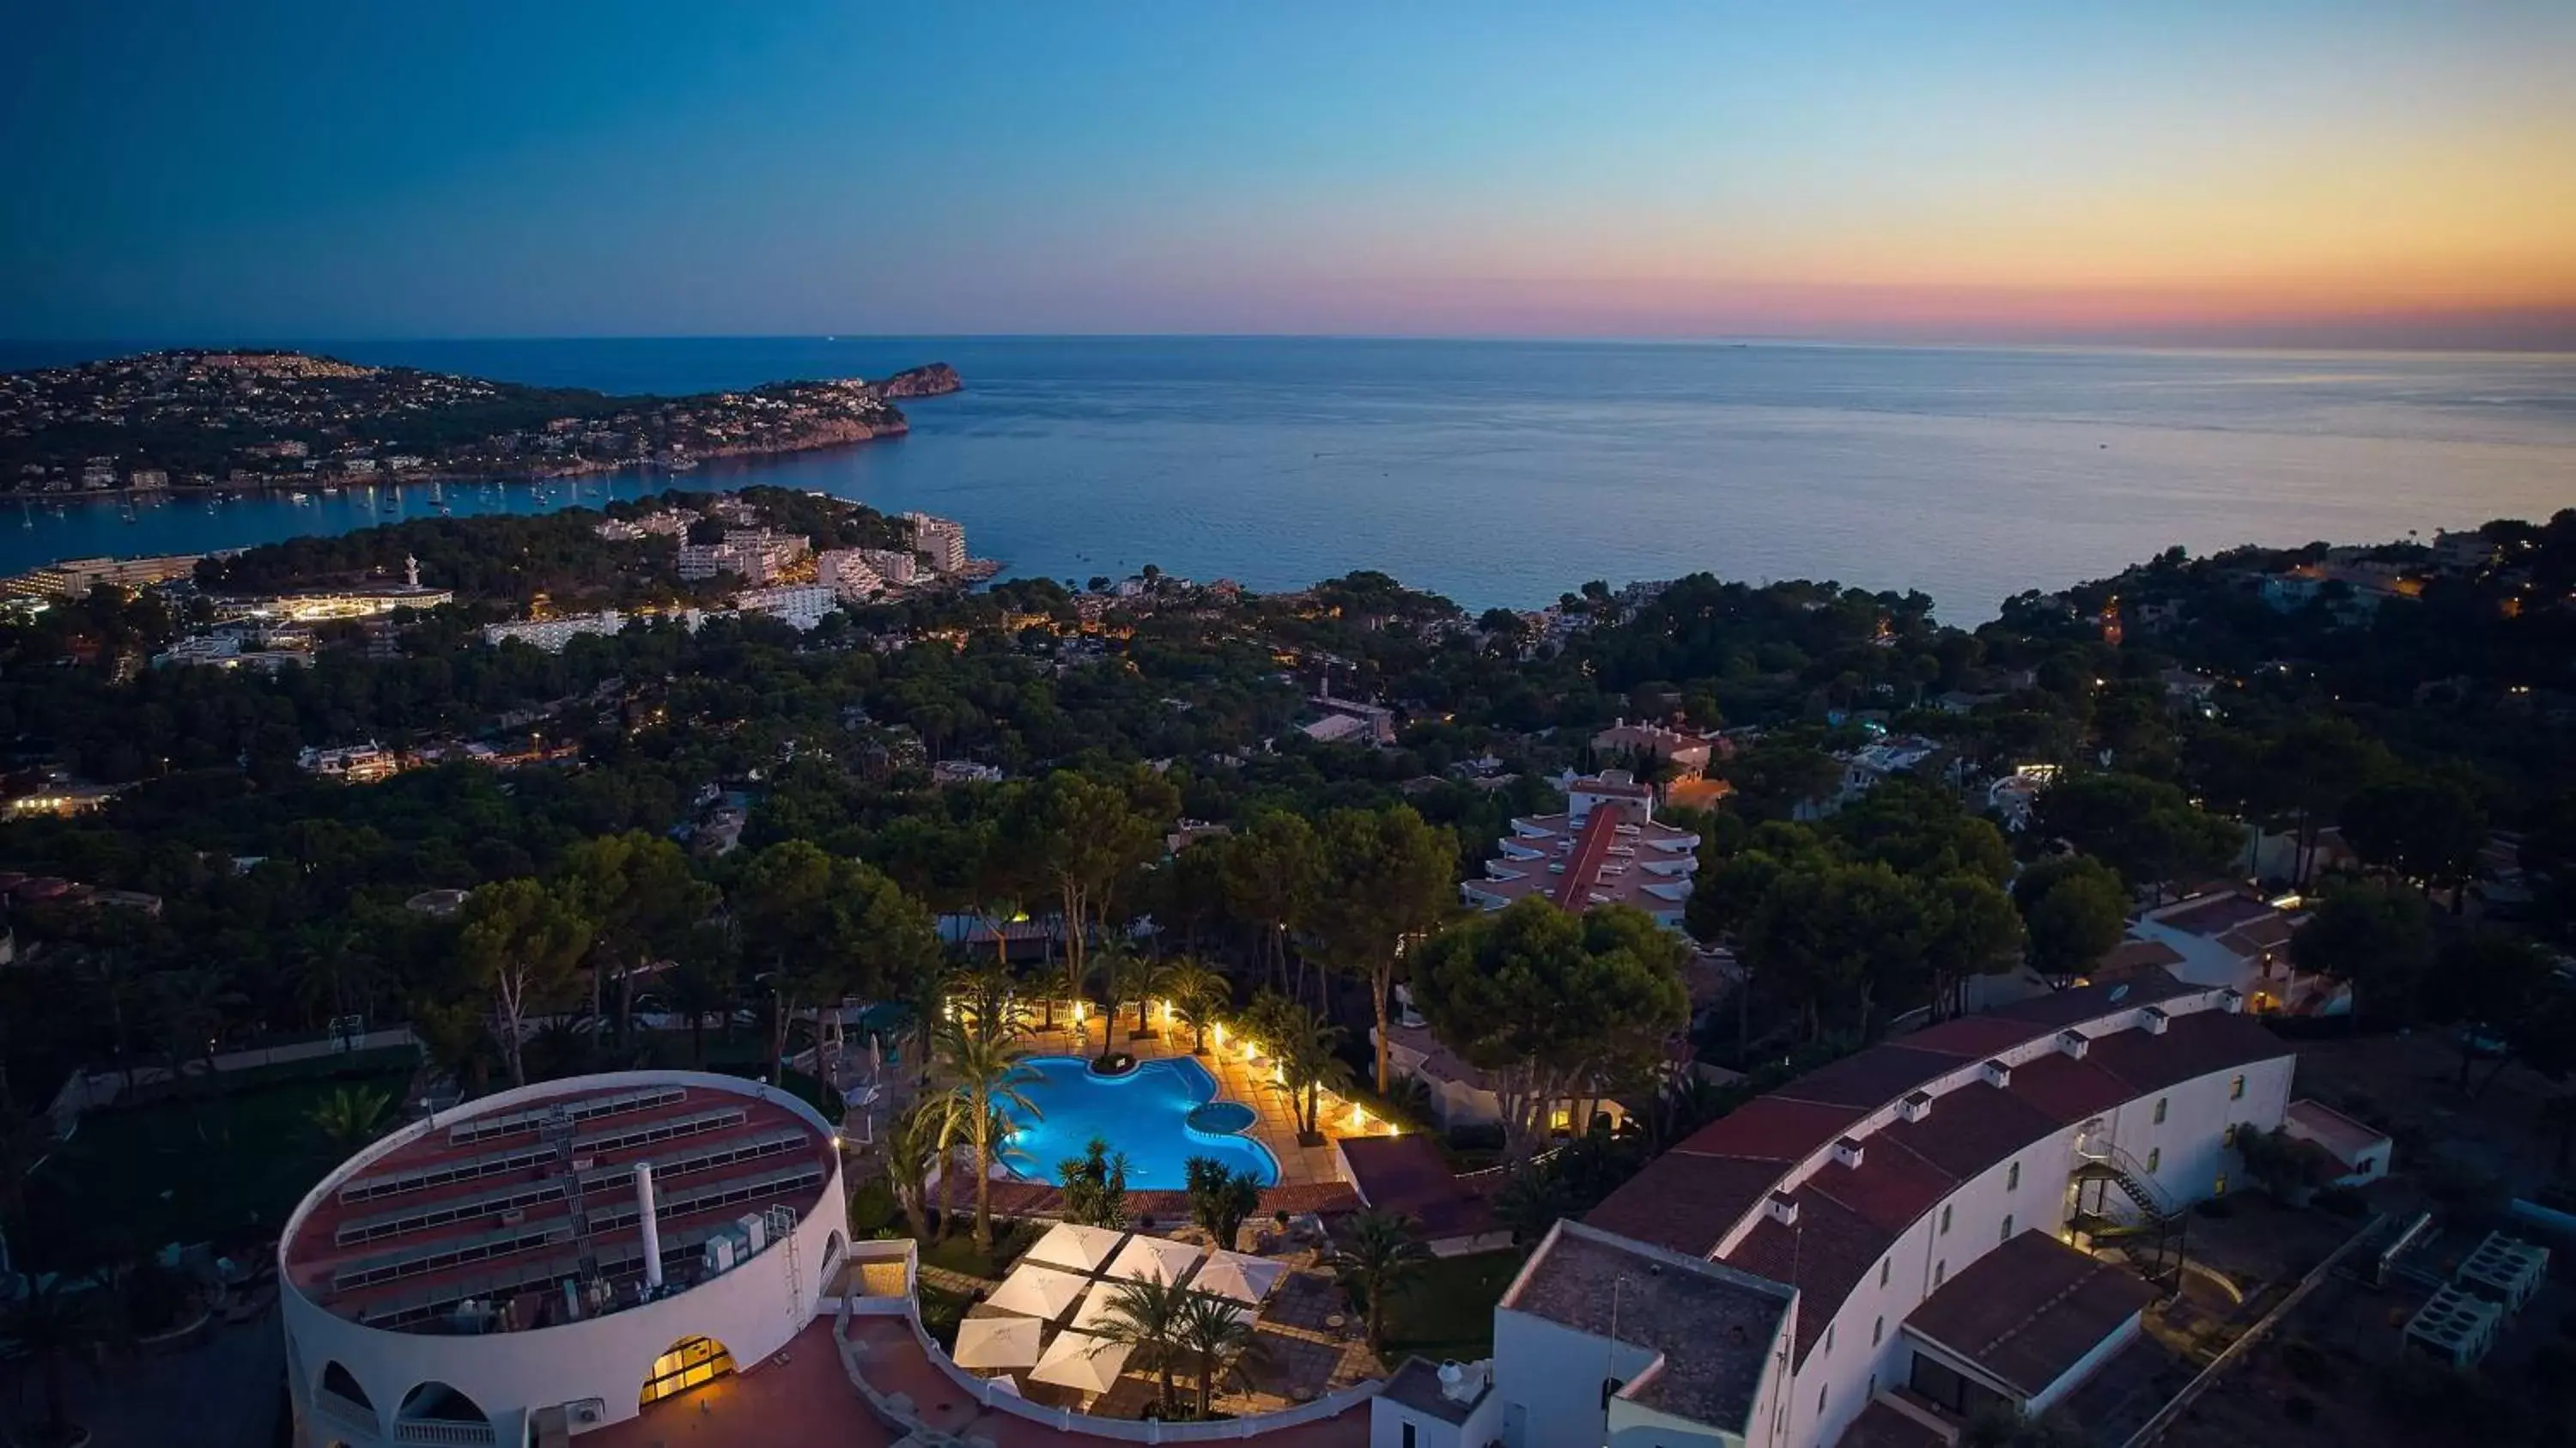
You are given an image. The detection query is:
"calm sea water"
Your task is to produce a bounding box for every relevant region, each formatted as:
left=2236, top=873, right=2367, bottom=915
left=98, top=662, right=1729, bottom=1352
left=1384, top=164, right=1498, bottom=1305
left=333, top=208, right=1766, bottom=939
left=3, top=337, right=2571, bottom=621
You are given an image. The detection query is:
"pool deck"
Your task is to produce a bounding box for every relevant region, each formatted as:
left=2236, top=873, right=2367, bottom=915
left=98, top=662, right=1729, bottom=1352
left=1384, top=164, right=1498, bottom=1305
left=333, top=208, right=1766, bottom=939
left=1015, top=1020, right=1398, bottom=1190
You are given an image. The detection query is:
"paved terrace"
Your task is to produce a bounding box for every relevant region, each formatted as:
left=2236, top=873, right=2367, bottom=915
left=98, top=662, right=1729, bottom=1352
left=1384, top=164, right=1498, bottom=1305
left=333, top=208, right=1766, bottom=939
left=285, top=1079, right=835, bottom=1330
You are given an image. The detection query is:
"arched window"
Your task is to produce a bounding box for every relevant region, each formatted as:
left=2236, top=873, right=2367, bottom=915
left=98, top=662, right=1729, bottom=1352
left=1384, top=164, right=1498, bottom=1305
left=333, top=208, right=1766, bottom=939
left=318, top=1362, right=375, bottom=1414
left=642, top=1335, right=738, bottom=1408
left=397, top=1381, right=490, bottom=1425
left=823, top=1230, right=848, bottom=1292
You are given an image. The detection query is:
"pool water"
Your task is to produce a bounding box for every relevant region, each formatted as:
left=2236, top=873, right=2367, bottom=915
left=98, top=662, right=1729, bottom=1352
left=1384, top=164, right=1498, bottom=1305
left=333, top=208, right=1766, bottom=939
left=1002, top=1055, right=1279, bottom=1189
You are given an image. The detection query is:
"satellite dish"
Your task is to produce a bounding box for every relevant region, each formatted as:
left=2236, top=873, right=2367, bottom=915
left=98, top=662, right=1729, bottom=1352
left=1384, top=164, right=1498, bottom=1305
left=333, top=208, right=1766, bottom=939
left=2107, top=984, right=2131, bottom=1004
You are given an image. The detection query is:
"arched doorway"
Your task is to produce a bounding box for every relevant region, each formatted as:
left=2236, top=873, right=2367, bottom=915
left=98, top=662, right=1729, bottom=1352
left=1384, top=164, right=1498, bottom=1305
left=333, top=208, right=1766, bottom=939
left=397, top=1380, right=491, bottom=1427
left=316, top=1360, right=377, bottom=1428
left=641, top=1335, right=737, bottom=1408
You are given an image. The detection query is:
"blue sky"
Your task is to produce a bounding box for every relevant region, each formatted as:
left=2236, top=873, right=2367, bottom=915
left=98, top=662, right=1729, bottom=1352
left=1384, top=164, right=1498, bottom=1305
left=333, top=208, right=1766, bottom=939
left=3, top=1, right=2571, bottom=343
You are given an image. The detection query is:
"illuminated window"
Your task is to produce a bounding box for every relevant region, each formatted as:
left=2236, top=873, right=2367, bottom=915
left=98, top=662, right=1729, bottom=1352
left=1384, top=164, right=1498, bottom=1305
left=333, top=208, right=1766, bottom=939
left=2154, top=1097, right=2168, bottom=1124
left=641, top=1337, right=737, bottom=1408
left=2214, top=1172, right=2228, bottom=1196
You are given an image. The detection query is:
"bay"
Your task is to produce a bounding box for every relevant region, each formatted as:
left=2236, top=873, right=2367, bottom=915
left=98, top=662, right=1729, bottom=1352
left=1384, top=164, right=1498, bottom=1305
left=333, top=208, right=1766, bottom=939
left=3, top=337, right=2570, bottom=621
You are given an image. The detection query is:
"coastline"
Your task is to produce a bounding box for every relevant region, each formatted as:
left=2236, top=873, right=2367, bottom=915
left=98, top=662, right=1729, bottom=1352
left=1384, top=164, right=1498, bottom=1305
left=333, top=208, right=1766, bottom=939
left=12, top=419, right=914, bottom=501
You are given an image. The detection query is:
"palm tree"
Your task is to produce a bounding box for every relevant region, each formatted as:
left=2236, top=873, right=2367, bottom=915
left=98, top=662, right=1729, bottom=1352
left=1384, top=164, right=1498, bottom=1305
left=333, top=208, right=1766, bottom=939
left=1492, top=1164, right=1575, bottom=1249
left=309, top=1085, right=392, bottom=1153
left=1089, top=1273, right=1190, bottom=1413
left=936, top=1020, right=1043, bottom=1254
left=1, top=1275, right=106, bottom=1447
left=1163, top=959, right=1229, bottom=1055
left=1329, top=1209, right=1432, bottom=1356
left=1270, top=1007, right=1353, bottom=1139
left=954, top=962, right=1030, bottom=1047
left=1128, top=954, right=1174, bottom=1040
left=1090, top=946, right=1145, bottom=1057
left=880, top=1099, right=945, bottom=1242
left=1171, top=1288, right=1269, bottom=1418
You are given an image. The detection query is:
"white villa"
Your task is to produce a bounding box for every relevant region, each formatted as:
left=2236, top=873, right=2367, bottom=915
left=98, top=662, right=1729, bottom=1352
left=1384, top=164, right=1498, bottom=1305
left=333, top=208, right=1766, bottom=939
left=1375, top=971, right=2383, bottom=1448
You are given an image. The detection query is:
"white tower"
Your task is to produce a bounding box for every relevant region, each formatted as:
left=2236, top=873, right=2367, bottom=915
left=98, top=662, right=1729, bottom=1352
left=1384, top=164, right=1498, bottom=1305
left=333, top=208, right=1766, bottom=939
left=404, top=553, right=421, bottom=590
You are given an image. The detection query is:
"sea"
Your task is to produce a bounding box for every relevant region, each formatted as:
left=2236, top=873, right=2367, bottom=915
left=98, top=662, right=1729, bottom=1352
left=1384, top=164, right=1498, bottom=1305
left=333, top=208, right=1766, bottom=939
left=3, top=337, right=2571, bottom=622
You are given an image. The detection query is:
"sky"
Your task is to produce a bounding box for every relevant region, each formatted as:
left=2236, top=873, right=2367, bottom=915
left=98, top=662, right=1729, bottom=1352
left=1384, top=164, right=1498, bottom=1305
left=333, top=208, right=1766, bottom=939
left=3, top=1, right=2573, bottom=346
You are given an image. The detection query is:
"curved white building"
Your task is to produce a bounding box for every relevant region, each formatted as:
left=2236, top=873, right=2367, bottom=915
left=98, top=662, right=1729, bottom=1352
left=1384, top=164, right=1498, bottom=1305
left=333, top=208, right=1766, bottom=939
left=1376, top=971, right=2347, bottom=1448
left=280, top=1070, right=847, bottom=1447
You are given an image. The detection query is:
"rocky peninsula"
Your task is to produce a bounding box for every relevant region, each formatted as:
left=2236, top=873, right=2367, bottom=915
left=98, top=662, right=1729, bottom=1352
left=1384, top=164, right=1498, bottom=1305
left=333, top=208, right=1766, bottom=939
left=0, top=349, right=964, bottom=495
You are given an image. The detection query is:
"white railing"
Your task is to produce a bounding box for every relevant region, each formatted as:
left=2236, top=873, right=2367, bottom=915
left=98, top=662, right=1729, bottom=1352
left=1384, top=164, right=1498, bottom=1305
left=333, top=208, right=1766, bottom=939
left=394, top=1421, right=496, bottom=1446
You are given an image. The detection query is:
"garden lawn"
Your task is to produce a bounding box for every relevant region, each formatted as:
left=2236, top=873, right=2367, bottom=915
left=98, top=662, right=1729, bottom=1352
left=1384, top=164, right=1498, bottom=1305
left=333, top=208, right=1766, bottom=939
left=1380, top=1250, right=1519, bottom=1362
left=26, top=1064, right=416, bottom=1255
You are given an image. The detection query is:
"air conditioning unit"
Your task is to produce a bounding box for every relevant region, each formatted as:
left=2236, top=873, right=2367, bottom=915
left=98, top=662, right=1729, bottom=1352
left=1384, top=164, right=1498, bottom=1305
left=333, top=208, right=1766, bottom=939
left=568, top=1398, right=606, bottom=1426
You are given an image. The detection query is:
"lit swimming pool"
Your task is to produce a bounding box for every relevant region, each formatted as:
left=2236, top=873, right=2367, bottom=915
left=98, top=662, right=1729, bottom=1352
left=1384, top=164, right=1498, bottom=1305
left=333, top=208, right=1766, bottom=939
left=1001, top=1055, right=1279, bottom=1189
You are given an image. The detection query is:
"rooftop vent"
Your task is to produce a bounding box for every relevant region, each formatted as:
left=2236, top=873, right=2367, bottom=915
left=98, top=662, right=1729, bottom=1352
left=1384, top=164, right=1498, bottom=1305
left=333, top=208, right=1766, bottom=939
left=2219, top=989, right=2245, bottom=1015
left=1832, top=1137, right=1866, bottom=1169
left=1765, top=1192, right=1801, bottom=1226
left=1899, top=1091, right=1933, bottom=1123
left=2141, top=1006, right=2171, bottom=1036
left=1981, top=1059, right=2013, bottom=1088
left=2057, top=1031, right=2090, bottom=1060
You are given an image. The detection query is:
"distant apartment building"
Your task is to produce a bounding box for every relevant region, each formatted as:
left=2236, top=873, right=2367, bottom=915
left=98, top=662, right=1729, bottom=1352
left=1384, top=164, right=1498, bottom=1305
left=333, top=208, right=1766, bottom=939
left=1592, top=717, right=1714, bottom=779
left=298, top=743, right=401, bottom=783
left=3, top=553, right=204, bottom=599
left=677, top=529, right=810, bottom=583
left=904, top=512, right=968, bottom=573
left=483, top=610, right=626, bottom=653
left=815, top=549, right=887, bottom=600
left=1462, top=770, right=1701, bottom=932
left=858, top=547, right=918, bottom=587
left=735, top=584, right=838, bottom=630
left=592, top=512, right=690, bottom=542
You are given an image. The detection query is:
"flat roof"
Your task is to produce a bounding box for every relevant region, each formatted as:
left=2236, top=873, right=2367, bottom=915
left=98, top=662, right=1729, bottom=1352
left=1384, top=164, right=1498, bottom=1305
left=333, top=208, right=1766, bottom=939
left=1902, top=1232, right=2156, bottom=1399
left=284, top=1075, right=835, bottom=1333
left=1503, top=1221, right=1790, bottom=1436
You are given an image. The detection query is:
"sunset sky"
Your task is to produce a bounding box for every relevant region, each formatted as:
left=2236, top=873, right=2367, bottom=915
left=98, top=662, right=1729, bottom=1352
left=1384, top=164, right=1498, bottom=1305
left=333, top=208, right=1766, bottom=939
left=4, top=1, right=2571, bottom=345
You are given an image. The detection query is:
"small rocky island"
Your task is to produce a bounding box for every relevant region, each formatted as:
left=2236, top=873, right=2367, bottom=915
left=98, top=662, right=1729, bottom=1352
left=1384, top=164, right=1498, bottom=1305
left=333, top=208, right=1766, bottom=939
left=0, top=349, right=965, bottom=495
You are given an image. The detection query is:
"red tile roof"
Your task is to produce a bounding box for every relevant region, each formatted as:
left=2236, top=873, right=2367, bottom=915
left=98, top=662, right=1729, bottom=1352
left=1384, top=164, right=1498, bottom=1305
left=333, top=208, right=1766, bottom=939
left=1805, top=1143, right=1957, bottom=1235
left=1902, top=1231, right=2157, bottom=1398
left=1873, top=1083, right=2064, bottom=1183
left=1340, top=1135, right=1498, bottom=1240
left=1722, top=1189, right=1887, bottom=1364
left=2002, top=1050, right=2142, bottom=1126
left=1552, top=803, right=1628, bottom=910
left=1673, top=1096, right=1868, bottom=1161
left=1587, top=1154, right=1791, bottom=1257
left=2082, top=1010, right=2287, bottom=1097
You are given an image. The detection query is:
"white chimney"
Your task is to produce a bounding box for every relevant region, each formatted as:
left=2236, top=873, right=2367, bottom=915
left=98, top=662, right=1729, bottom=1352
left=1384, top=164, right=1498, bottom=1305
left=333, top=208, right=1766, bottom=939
left=1981, top=1059, right=2013, bottom=1088
left=1832, top=1136, right=1866, bottom=1169
left=2141, top=1007, right=2170, bottom=1036
left=634, top=1164, right=664, bottom=1291
left=1899, top=1091, right=1932, bottom=1123
left=1765, top=1191, right=1801, bottom=1226
left=2057, top=1030, right=2090, bottom=1060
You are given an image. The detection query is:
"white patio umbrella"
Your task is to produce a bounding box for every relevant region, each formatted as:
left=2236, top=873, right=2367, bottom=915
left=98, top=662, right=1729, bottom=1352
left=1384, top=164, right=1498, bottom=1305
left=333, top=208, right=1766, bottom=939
left=1069, top=1277, right=1147, bottom=1333
left=952, top=1315, right=1046, bottom=1371
left=1191, top=1250, right=1288, bottom=1305
left=1105, top=1234, right=1203, bottom=1287
left=1029, top=1328, right=1135, bottom=1396
left=1025, top=1221, right=1127, bottom=1275
left=984, top=1262, right=1090, bottom=1321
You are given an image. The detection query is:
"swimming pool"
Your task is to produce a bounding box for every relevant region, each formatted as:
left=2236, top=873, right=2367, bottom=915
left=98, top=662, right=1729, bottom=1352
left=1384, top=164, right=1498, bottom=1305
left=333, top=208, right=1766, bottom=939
left=1001, top=1055, right=1279, bottom=1189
